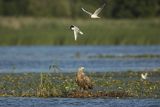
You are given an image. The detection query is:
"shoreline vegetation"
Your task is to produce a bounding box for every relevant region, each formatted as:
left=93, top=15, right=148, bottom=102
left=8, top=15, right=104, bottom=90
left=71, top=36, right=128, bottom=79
left=0, top=17, right=160, bottom=45
left=0, top=70, right=160, bottom=98
left=88, top=54, right=160, bottom=59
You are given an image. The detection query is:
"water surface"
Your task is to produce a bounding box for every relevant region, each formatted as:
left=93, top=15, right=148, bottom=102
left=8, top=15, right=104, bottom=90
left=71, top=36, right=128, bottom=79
left=0, top=97, right=160, bottom=107
left=0, top=45, right=160, bottom=72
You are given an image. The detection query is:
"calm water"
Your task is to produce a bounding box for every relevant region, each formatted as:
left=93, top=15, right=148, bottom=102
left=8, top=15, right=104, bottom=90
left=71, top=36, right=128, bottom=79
left=0, top=97, right=160, bottom=107
left=0, top=45, right=160, bottom=73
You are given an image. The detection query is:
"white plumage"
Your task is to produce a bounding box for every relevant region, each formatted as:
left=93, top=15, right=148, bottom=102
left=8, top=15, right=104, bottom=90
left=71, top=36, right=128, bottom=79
left=141, top=73, right=148, bottom=80
left=70, top=25, right=83, bottom=41
left=81, top=4, right=106, bottom=18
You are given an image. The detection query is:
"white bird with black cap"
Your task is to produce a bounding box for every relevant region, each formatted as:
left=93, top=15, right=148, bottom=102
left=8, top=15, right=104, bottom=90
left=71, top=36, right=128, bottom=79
left=70, top=25, right=83, bottom=41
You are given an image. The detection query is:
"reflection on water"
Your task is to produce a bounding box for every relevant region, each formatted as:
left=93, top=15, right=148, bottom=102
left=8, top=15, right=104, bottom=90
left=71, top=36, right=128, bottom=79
left=0, top=45, right=160, bottom=72
left=0, top=97, right=160, bottom=107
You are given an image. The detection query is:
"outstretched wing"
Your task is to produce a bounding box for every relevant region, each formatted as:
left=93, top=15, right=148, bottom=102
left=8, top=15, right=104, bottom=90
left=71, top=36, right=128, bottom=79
left=81, top=8, right=92, bottom=16
left=78, top=30, right=83, bottom=35
left=74, top=30, right=78, bottom=41
left=93, top=4, right=106, bottom=15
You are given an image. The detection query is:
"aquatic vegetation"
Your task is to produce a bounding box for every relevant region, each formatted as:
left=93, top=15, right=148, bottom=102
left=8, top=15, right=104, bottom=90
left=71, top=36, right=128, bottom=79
left=0, top=71, right=160, bottom=98
left=88, top=54, right=160, bottom=59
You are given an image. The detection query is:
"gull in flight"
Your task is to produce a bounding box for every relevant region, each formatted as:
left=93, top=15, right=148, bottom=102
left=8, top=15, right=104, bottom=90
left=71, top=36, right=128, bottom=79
left=70, top=25, right=83, bottom=41
left=141, top=73, right=148, bottom=80
left=81, top=4, right=106, bottom=18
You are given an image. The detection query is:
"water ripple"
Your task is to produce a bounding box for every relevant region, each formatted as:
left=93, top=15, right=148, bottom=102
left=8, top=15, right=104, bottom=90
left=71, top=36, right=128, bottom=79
left=0, top=97, right=160, bottom=107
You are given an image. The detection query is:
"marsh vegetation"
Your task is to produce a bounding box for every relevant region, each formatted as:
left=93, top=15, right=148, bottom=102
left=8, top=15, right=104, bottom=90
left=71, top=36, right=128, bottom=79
left=0, top=70, right=160, bottom=98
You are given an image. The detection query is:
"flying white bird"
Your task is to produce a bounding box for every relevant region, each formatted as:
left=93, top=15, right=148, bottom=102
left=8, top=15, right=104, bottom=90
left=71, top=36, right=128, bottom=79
left=141, top=73, right=148, bottom=80
left=70, top=25, right=83, bottom=41
left=81, top=4, right=106, bottom=18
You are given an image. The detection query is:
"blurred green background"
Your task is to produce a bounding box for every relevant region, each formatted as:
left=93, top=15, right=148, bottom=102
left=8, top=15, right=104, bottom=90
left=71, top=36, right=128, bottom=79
left=0, top=0, right=160, bottom=45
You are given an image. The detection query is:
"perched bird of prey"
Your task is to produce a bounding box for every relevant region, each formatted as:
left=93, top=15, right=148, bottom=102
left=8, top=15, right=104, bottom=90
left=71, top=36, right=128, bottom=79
left=81, top=4, right=106, bottom=18
left=76, top=67, right=93, bottom=90
left=141, top=73, right=148, bottom=80
left=70, top=25, right=83, bottom=41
